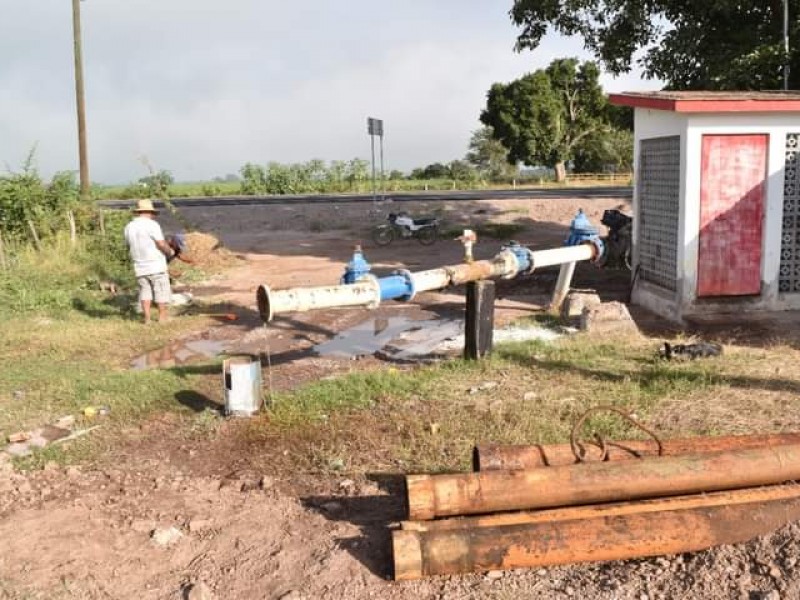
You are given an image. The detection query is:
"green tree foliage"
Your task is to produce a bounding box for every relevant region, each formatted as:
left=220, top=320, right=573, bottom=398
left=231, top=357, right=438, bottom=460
left=572, top=128, right=634, bottom=173
left=422, top=163, right=450, bottom=179
left=480, top=58, right=612, bottom=181
left=448, top=160, right=478, bottom=181
left=465, top=126, right=519, bottom=180
left=0, top=152, right=89, bottom=243
left=138, top=170, right=174, bottom=199
left=238, top=159, right=378, bottom=195
left=510, top=0, right=799, bottom=90
left=239, top=163, right=267, bottom=195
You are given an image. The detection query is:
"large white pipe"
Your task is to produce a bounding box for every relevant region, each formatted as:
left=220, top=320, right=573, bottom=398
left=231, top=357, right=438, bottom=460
left=411, top=268, right=451, bottom=294
left=530, top=244, right=596, bottom=270
left=257, top=243, right=600, bottom=322
left=257, top=278, right=380, bottom=322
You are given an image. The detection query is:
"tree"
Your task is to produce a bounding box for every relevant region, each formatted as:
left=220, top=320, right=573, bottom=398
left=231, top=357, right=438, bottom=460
left=465, top=126, right=518, bottom=181
left=422, top=163, right=450, bottom=179
left=480, top=58, right=610, bottom=182
left=138, top=170, right=174, bottom=199
left=240, top=163, right=267, bottom=195
left=510, top=0, right=800, bottom=90
left=572, top=128, right=633, bottom=173
left=448, top=160, right=478, bottom=181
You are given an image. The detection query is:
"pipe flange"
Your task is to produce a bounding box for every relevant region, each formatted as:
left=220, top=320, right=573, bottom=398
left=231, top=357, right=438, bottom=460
left=358, top=274, right=382, bottom=309
left=584, top=238, right=606, bottom=264
left=393, top=269, right=417, bottom=302
left=256, top=284, right=273, bottom=322
left=496, top=249, right=522, bottom=279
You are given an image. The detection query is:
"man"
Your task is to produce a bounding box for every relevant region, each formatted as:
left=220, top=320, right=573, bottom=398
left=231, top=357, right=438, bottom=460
left=124, top=199, right=176, bottom=324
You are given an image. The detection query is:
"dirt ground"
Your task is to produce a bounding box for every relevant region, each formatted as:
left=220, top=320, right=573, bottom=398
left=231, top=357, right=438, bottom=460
left=1, top=196, right=798, bottom=600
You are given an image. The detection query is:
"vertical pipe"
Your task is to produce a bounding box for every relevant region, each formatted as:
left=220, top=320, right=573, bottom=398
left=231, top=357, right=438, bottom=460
left=72, top=0, right=90, bottom=200
left=550, top=261, right=577, bottom=312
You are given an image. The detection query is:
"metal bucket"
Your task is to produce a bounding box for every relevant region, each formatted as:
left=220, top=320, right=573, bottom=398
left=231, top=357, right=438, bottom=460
left=223, top=355, right=263, bottom=417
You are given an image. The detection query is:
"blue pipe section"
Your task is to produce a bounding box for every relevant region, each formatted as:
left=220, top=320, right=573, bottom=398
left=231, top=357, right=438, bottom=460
left=378, top=271, right=416, bottom=302
left=341, top=248, right=415, bottom=302
left=502, top=242, right=533, bottom=274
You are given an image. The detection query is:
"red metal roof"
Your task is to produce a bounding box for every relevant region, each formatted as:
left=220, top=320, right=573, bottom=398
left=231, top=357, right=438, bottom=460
left=609, top=91, right=800, bottom=113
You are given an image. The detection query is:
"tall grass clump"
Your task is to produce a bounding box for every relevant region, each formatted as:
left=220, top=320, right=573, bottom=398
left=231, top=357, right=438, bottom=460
left=0, top=153, right=131, bottom=318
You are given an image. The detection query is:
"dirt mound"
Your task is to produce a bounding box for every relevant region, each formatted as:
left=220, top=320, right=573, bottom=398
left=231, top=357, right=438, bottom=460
left=185, top=232, right=237, bottom=271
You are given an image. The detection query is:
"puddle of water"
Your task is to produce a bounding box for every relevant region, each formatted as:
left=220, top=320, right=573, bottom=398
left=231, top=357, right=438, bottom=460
left=313, top=317, right=442, bottom=358
left=131, top=339, right=229, bottom=370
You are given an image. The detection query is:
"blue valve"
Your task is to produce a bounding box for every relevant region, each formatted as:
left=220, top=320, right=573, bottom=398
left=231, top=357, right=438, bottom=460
left=341, top=245, right=372, bottom=284
left=565, top=209, right=599, bottom=246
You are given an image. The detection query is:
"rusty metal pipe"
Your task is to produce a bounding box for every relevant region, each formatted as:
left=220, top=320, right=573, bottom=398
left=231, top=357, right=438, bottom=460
left=401, top=483, right=800, bottom=532
left=393, top=484, right=800, bottom=580
left=473, top=433, right=800, bottom=471
left=406, top=443, right=800, bottom=520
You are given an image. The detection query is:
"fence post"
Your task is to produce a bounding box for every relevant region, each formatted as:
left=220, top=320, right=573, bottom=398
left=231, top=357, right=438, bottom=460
left=0, top=230, right=7, bottom=270
left=464, top=280, right=495, bottom=360
left=27, top=220, right=41, bottom=250
left=67, top=210, right=77, bottom=245
left=98, top=210, right=106, bottom=236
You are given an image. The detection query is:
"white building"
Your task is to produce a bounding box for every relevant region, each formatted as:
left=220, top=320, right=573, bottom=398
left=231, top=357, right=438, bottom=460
left=610, top=91, right=800, bottom=322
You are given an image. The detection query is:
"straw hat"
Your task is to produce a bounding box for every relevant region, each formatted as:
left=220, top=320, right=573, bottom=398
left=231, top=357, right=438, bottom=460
left=132, top=198, right=159, bottom=214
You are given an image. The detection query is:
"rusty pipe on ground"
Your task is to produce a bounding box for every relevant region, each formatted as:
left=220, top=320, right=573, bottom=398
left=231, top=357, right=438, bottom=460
left=405, top=443, right=800, bottom=520
left=473, top=432, right=800, bottom=471
left=393, top=484, right=800, bottom=580
left=400, top=483, right=800, bottom=532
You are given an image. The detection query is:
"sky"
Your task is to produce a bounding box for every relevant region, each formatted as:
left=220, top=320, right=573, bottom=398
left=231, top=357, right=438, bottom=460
left=0, top=1, right=661, bottom=184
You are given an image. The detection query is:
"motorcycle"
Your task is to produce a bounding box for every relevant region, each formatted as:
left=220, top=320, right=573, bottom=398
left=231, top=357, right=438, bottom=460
left=371, top=212, right=440, bottom=246
left=600, top=208, right=633, bottom=270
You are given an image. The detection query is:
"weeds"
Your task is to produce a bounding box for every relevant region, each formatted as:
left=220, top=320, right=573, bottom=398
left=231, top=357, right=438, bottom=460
left=244, top=331, right=800, bottom=475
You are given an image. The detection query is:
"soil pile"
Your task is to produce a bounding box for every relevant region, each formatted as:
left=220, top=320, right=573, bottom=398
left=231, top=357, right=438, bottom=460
left=184, top=232, right=237, bottom=271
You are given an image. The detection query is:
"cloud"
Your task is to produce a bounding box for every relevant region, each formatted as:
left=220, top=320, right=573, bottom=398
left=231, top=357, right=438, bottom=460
left=0, top=1, right=660, bottom=183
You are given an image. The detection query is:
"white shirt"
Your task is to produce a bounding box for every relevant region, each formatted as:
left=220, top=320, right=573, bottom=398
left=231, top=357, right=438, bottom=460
left=124, top=216, right=167, bottom=277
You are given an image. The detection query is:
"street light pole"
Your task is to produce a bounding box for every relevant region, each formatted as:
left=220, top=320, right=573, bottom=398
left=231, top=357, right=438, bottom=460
left=785, top=0, right=791, bottom=91
left=72, top=0, right=90, bottom=199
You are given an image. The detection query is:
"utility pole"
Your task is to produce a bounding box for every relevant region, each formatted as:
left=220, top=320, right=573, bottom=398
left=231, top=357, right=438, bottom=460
left=72, top=0, right=90, bottom=199
left=785, top=0, right=791, bottom=90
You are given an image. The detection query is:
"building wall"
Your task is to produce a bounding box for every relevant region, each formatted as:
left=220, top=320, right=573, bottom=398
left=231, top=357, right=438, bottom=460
left=631, top=109, right=688, bottom=321
left=684, top=113, right=800, bottom=313
left=632, top=109, right=800, bottom=321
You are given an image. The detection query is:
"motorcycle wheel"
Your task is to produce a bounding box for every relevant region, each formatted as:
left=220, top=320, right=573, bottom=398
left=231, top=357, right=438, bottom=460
left=623, top=246, right=633, bottom=271
left=417, top=226, right=438, bottom=246
left=372, top=225, right=395, bottom=247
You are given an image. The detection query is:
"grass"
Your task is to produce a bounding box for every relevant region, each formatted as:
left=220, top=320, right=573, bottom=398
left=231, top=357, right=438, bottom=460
left=241, top=329, right=800, bottom=475
left=0, top=232, right=229, bottom=468
left=442, top=222, right=527, bottom=241
left=4, top=223, right=799, bottom=483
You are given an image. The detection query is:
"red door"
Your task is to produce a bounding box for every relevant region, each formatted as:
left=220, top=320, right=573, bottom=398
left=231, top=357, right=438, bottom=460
left=697, top=134, right=767, bottom=297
